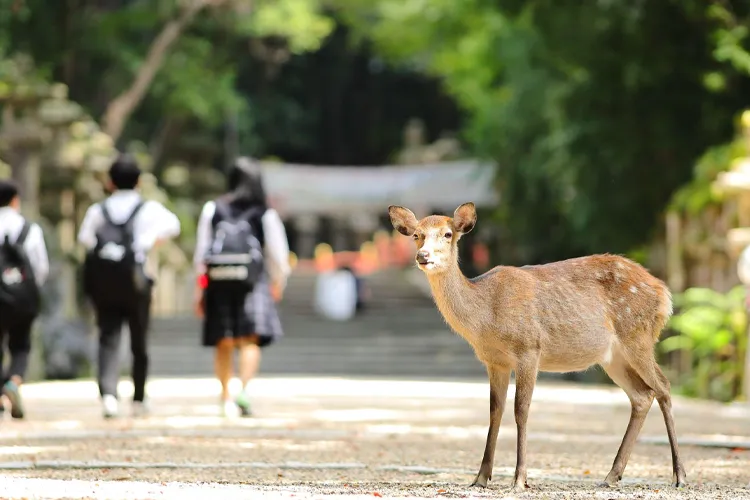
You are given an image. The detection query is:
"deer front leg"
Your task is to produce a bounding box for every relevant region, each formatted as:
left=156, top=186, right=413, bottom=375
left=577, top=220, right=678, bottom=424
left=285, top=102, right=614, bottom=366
left=471, top=364, right=511, bottom=488
left=511, top=357, right=539, bottom=492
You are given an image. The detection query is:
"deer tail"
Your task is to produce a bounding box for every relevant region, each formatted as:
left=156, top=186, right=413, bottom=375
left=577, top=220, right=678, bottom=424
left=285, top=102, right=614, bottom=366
left=654, top=284, right=673, bottom=342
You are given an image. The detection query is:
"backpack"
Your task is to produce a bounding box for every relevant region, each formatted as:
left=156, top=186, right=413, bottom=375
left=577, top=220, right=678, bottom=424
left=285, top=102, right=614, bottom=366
left=83, top=201, right=148, bottom=308
left=0, top=221, right=41, bottom=317
left=204, top=200, right=265, bottom=294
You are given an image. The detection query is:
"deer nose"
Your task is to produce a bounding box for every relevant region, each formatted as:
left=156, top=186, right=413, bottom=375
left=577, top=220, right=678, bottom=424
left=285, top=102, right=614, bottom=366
left=416, top=250, right=431, bottom=264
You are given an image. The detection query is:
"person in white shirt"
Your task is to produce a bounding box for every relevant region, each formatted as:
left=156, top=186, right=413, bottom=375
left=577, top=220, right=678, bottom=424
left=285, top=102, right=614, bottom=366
left=0, top=179, right=49, bottom=420
left=194, top=157, right=291, bottom=417
left=77, top=154, right=181, bottom=419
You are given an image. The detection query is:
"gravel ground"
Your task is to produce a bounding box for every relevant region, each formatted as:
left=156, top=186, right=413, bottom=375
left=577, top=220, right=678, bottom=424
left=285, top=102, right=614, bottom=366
left=0, top=377, right=749, bottom=499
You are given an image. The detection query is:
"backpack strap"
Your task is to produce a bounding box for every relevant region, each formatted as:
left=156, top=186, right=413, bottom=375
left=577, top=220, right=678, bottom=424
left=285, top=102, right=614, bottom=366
left=123, top=201, right=146, bottom=228
left=15, top=221, right=32, bottom=246
left=100, top=202, right=114, bottom=226
left=239, top=206, right=264, bottom=221
left=100, top=200, right=145, bottom=228
left=211, top=199, right=231, bottom=226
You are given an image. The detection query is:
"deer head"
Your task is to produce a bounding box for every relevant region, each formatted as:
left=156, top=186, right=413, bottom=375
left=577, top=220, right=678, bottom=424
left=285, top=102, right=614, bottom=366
left=388, top=203, right=476, bottom=273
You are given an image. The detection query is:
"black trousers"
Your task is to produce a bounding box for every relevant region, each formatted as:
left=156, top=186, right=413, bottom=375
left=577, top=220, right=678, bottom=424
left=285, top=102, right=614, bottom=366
left=94, top=290, right=152, bottom=402
left=0, top=305, right=34, bottom=385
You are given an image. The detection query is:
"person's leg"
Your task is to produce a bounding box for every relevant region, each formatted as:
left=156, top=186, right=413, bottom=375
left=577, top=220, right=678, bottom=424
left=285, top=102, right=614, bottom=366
left=235, top=335, right=261, bottom=416
left=2, top=314, right=32, bottom=419
left=96, top=306, right=124, bottom=418
left=127, top=290, right=152, bottom=413
left=214, top=338, right=235, bottom=416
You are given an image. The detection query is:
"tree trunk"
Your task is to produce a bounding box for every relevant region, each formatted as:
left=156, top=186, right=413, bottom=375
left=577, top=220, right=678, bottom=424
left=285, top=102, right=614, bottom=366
left=101, top=0, right=224, bottom=143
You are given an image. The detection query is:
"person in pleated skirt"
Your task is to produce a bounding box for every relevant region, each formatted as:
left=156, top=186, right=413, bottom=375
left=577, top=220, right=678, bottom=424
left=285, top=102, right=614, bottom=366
left=193, top=157, right=291, bottom=417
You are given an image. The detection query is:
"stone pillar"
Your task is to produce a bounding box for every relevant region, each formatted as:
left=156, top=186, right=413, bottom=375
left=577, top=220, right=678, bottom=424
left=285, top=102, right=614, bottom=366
left=58, top=189, right=78, bottom=318
left=330, top=216, right=350, bottom=252
left=350, top=213, right=379, bottom=250
left=295, top=214, right=320, bottom=260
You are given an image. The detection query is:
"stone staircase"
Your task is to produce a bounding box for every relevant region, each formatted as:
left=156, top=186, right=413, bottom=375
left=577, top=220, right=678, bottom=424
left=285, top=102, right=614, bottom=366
left=148, top=269, right=488, bottom=379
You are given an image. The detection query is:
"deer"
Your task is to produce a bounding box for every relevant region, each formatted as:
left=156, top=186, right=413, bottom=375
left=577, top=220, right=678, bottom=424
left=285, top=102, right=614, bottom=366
left=388, top=202, right=686, bottom=492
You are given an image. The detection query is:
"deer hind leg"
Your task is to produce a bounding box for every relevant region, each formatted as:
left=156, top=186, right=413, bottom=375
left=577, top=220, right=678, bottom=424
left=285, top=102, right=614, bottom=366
left=600, top=348, right=655, bottom=487
left=621, top=345, right=687, bottom=487
left=471, top=364, right=511, bottom=488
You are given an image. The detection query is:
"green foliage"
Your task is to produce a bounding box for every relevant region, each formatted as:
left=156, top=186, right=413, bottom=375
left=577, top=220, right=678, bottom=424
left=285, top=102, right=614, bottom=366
left=241, top=0, right=333, bottom=53
left=662, top=286, right=748, bottom=402
left=669, top=136, right=748, bottom=215
left=339, top=0, right=750, bottom=264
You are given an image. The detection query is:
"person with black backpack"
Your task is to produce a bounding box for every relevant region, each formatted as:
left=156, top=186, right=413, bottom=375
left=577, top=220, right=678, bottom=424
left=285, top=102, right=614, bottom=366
left=0, top=180, right=49, bottom=420
left=78, top=154, right=180, bottom=419
left=193, top=157, right=290, bottom=417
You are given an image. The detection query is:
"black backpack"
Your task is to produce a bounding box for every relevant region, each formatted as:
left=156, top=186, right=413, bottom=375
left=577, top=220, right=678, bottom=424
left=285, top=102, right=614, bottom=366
left=83, top=201, right=149, bottom=308
left=204, top=201, right=265, bottom=294
left=0, top=221, right=41, bottom=317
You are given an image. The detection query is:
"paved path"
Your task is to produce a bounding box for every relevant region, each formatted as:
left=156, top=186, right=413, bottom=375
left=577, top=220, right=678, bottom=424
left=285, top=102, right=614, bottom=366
left=1, top=377, right=749, bottom=499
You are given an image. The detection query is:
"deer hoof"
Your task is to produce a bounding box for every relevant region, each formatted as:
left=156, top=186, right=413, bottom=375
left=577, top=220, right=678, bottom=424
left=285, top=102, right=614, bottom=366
left=470, top=474, right=488, bottom=488
left=510, top=481, right=529, bottom=492
left=672, top=472, right=687, bottom=488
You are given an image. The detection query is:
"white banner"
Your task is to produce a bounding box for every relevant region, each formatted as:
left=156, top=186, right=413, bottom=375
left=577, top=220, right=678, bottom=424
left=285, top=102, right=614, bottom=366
left=260, top=160, right=498, bottom=217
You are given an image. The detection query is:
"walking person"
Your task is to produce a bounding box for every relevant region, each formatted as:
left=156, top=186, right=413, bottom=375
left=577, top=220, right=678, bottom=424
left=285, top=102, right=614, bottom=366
left=78, top=154, right=180, bottom=419
left=194, top=157, right=290, bottom=417
left=0, top=180, right=49, bottom=419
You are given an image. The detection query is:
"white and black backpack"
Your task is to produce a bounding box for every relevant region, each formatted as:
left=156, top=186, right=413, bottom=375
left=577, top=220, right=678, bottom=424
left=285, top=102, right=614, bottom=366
left=204, top=200, right=265, bottom=294
left=0, top=222, right=41, bottom=316
left=82, top=201, right=149, bottom=308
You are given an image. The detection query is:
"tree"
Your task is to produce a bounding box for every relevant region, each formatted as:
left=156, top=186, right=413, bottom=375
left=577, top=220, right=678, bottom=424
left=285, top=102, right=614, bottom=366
left=338, top=0, right=750, bottom=263
left=2, top=0, right=334, bottom=145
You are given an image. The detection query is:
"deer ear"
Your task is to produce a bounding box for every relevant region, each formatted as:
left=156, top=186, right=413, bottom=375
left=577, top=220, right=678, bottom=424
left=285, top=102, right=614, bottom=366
left=388, top=205, right=418, bottom=237
left=453, top=202, right=476, bottom=234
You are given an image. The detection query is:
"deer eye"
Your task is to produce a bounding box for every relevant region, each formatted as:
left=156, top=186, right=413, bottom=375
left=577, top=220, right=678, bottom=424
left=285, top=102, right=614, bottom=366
left=413, top=233, right=420, bottom=240
left=444, top=232, right=453, bottom=239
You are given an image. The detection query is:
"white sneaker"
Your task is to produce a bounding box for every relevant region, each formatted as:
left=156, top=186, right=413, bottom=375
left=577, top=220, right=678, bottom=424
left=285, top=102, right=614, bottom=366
left=102, top=395, right=119, bottom=419
left=221, top=400, right=238, bottom=418
left=132, top=401, right=150, bottom=418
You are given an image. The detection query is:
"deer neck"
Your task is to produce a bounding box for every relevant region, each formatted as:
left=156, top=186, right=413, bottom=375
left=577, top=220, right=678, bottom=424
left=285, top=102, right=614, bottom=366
left=426, top=261, right=479, bottom=339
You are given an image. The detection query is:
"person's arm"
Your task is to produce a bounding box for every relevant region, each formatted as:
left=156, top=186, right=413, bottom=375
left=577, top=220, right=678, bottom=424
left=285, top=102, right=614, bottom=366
left=193, top=201, right=215, bottom=275
left=77, top=204, right=102, bottom=250
left=262, top=208, right=291, bottom=293
left=24, top=223, right=49, bottom=287
left=146, top=201, right=181, bottom=247
left=193, top=202, right=215, bottom=317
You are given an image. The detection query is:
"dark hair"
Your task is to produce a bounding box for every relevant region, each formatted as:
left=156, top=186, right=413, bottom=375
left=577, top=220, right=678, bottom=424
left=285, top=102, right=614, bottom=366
left=0, top=179, right=19, bottom=207
left=108, top=153, right=141, bottom=190
left=224, top=156, right=267, bottom=211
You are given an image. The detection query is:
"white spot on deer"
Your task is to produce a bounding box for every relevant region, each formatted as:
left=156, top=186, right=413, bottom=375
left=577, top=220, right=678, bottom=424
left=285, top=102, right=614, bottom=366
left=619, top=297, right=626, bottom=303
left=626, top=307, right=631, bottom=314
left=616, top=262, right=625, bottom=269
left=629, top=285, right=638, bottom=294
left=595, top=272, right=603, bottom=279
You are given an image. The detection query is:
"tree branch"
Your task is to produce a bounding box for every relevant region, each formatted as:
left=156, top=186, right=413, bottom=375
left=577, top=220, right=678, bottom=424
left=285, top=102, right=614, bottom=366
left=101, top=0, right=227, bottom=142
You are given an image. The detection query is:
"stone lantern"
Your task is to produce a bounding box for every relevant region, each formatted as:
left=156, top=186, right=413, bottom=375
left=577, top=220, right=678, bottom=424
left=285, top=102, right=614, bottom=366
left=713, top=109, right=750, bottom=402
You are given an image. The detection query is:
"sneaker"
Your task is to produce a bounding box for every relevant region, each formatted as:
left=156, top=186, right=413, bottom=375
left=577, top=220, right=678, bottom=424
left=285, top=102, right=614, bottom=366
left=220, top=400, right=238, bottom=418
left=132, top=401, right=150, bottom=418
left=3, top=381, right=24, bottom=419
left=235, top=392, right=252, bottom=417
left=102, top=395, right=119, bottom=419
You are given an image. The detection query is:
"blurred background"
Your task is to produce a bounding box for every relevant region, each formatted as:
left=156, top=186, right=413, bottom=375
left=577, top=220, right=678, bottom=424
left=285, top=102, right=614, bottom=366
left=0, top=0, right=749, bottom=405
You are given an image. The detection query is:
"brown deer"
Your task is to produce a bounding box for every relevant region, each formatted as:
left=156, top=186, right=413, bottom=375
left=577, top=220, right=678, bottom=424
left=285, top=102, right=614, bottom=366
left=388, top=202, right=686, bottom=492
